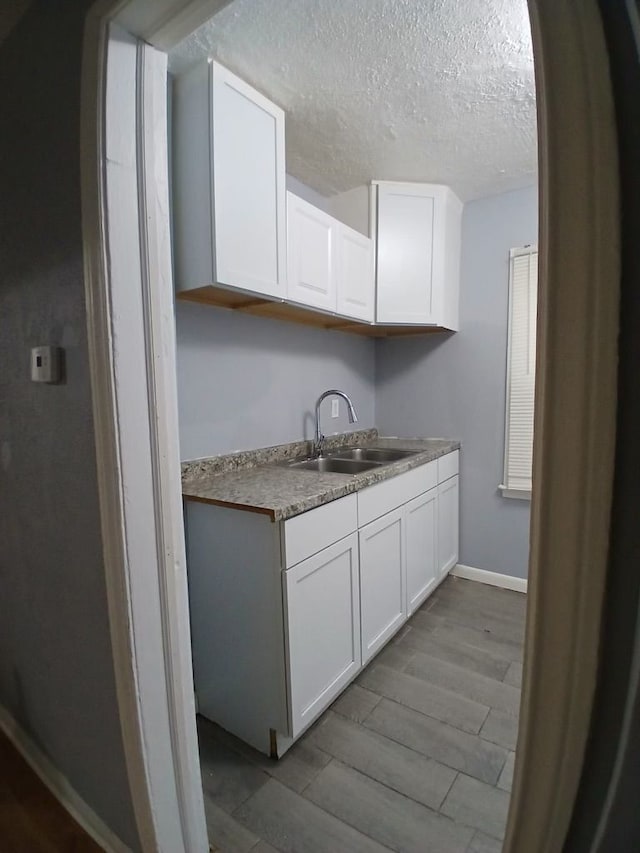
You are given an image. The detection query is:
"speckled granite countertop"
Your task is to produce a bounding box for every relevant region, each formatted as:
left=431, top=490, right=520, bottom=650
left=181, top=429, right=460, bottom=521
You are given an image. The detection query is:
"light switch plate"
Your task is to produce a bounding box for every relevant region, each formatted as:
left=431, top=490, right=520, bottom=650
left=31, top=346, right=61, bottom=383
left=331, top=398, right=340, bottom=418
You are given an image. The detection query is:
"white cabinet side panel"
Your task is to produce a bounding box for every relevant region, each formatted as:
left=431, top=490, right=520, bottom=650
left=284, top=533, right=361, bottom=736
left=185, top=503, right=287, bottom=753
left=172, top=64, right=213, bottom=291
left=442, top=191, right=463, bottom=331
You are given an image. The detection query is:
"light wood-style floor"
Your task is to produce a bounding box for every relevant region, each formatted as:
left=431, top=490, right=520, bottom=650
left=0, top=730, right=102, bottom=853
left=199, top=575, right=526, bottom=853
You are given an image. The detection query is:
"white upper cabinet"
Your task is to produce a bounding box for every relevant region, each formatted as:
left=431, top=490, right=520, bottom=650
left=286, top=192, right=375, bottom=322
left=374, top=182, right=462, bottom=330
left=286, top=193, right=336, bottom=311
left=173, top=61, right=287, bottom=299
left=336, top=224, right=375, bottom=322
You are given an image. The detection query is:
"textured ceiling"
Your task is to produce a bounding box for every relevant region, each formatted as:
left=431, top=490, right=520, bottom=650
left=169, top=0, right=537, bottom=201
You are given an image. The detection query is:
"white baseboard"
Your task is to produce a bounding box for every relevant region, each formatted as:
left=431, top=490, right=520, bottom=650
left=0, top=706, right=130, bottom=853
left=451, top=563, right=528, bottom=594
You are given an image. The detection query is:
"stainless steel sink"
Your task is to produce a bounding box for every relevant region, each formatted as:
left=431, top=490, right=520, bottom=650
left=330, top=446, right=419, bottom=463
left=285, top=457, right=383, bottom=474
left=278, top=445, right=421, bottom=475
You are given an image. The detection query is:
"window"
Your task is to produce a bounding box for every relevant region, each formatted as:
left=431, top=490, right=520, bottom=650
left=500, top=245, right=538, bottom=500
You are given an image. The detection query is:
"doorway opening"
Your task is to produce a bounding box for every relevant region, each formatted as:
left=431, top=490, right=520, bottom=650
left=169, top=2, right=535, bottom=849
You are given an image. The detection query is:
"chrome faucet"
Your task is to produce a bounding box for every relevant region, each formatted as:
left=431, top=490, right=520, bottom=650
left=314, top=390, right=358, bottom=457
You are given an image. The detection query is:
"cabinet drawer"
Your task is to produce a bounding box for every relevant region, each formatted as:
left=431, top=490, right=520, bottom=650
left=284, top=494, right=358, bottom=568
left=437, top=450, right=459, bottom=484
left=358, top=462, right=437, bottom=527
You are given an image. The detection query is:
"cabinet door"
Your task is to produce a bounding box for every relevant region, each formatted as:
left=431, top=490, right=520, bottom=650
left=437, top=475, right=459, bottom=578
left=376, top=183, right=436, bottom=324
left=211, top=62, right=286, bottom=298
left=283, top=533, right=360, bottom=737
left=406, top=487, right=438, bottom=614
left=359, top=508, right=406, bottom=665
left=336, top=224, right=374, bottom=322
left=286, top=193, right=337, bottom=311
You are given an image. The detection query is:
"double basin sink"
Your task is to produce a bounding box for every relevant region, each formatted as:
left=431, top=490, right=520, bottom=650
left=278, top=446, right=420, bottom=475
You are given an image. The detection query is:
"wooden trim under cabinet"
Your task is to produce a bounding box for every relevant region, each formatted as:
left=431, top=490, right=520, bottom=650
left=177, top=284, right=453, bottom=337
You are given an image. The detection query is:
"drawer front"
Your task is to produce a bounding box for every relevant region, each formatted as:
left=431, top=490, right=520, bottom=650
left=358, top=462, right=437, bottom=527
left=437, top=450, right=459, bottom=484
left=284, top=493, right=358, bottom=568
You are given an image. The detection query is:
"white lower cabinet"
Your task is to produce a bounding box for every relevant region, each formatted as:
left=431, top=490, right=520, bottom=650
left=283, top=533, right=361, bottom=737
left=185, top=450, right=459, bottom=758
left=406, top=487, right=438, bottom=614
left=437, top=474, right=459, bottom=577
left=359, top=508, right=406, bottom=665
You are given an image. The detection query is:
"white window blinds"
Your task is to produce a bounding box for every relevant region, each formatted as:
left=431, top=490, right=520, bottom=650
left=500, top=246, right=538, bottom=499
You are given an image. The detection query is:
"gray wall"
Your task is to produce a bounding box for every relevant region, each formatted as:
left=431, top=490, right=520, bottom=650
left=286, top=173, right=330, bottom=211
left=376, top=185, right=538, bottom=579
left=0, top=4, right=138, bottom=848
left=176, top=301, right=376, bottom=459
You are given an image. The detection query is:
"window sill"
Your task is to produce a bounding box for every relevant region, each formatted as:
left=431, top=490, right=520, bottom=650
left=499, top=484, right=531, bottom=501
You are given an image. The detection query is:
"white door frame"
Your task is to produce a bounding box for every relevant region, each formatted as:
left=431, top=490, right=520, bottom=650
left=80, top=1, right=621, bottom=851
left=80, top=2, right=236, bottom=849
